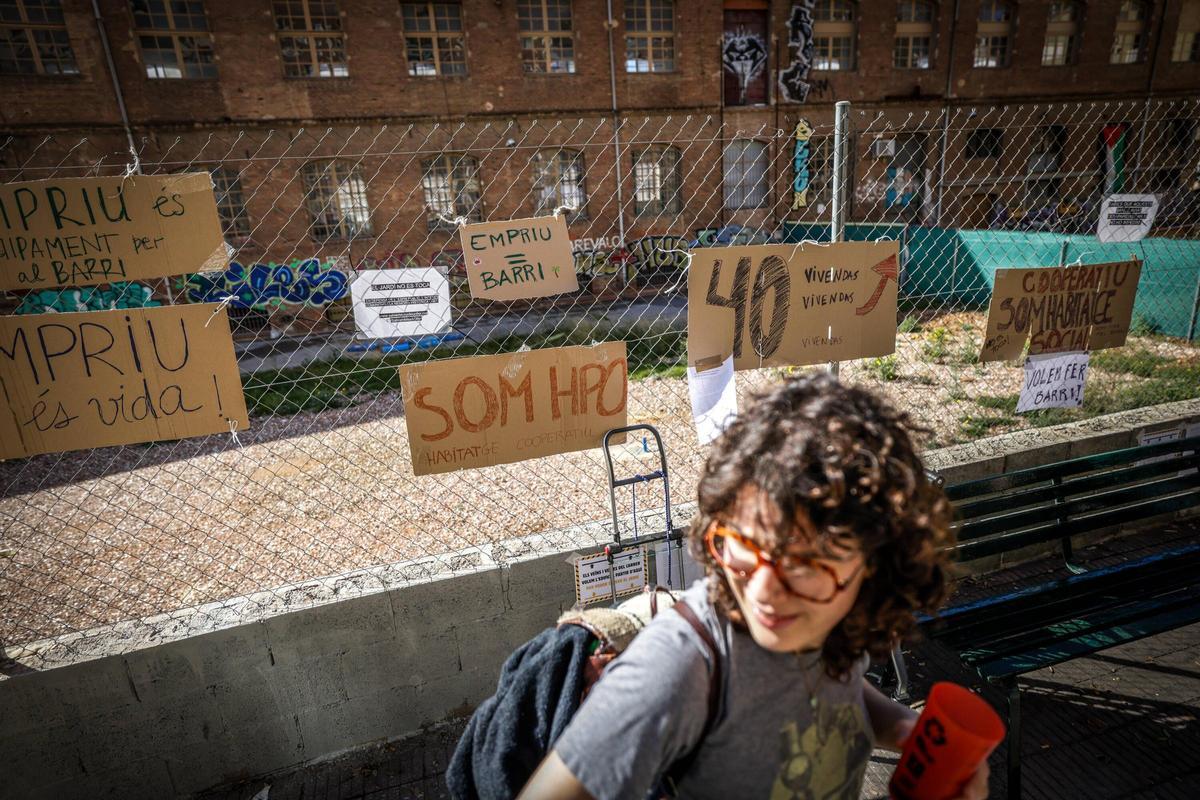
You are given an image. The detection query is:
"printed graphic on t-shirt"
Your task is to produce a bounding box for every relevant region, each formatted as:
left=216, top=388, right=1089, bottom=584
left=770, top=702, right=872, bottom=799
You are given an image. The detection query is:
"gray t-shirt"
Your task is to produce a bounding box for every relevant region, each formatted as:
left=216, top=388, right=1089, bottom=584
left=555, top=580, right=874, bottom=800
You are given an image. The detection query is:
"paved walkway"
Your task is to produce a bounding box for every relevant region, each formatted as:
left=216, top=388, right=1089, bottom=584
left=197, top=522, right=1200, bottom=800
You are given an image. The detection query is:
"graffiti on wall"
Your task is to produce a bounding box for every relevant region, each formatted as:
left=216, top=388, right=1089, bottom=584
left=571, top=235, right=693, bottom=284
left=15, top=282, right=161, bottom=315
left=779, top=1, right=816, bottom=103
left=183, top=258, right=349, bottom=308
left=792, top=120, right=814, bottom=210
left=691, top=225, right=773, bottom=248
left=722, top=30, right=768, bottom=105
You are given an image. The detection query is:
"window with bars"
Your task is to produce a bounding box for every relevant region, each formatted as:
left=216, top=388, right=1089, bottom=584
left=812, top=0, right=855, bottom=71
left=401, top=2, right=465, bottom=76
left=302, top=161, right=373, bottom=241
left=211, top=167, right=252, bottom=239
left=0, top=0, right=78, bottom=75
left=624, top=0, right=673, bottom=73
left=723, top=139, right=768, bottom=210
left=965, top=128, right=1003, bottom=159
left=132, top=0, right=216, bottom=79
left=1110, top=0, right=1146, bottom=64
left=273, top=0, right=347, bottom=77
left=518, top=0, right=574, bottom=74
left=632, top=146, right=682, bottom=216
left=894, top=0, right=933, bottom=69
left=1171, top=0, right=1200, bottom=62
left=1041, top=1, right=1079, bottom=65
left=531, top=149, right=586, bottom=216
left=973, top=0, right=1012, bottom=67
left=421, top=154, right=482, bottom=229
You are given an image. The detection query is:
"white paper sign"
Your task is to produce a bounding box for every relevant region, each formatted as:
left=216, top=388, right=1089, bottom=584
left=1097, top=194, right=1159, bottom=243
left=688, top=356, right=738, bottom=445
left=350, top=268, right=450, bottom=339
left=1017, top=351, right=1089, bottom=413
left=574, top=547, right=647, bottom=604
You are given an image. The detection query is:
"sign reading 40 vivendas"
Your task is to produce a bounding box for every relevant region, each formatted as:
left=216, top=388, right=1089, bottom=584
left=0, top=173, right=226, bottom=291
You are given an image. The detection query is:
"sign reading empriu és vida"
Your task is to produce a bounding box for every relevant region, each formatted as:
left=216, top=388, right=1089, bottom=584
left=398, top=342, right=626, bottom=475
left=460, top=214, right=579, bottom=301
left=0, top=173, right=226, bottom=291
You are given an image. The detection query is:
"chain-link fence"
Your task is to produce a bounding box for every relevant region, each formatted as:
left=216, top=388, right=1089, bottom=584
left=1, top=95, right=1198, bottom=660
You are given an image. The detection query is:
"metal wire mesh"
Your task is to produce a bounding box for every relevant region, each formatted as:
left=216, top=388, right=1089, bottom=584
left=1, top=96, right=1197, bottom=659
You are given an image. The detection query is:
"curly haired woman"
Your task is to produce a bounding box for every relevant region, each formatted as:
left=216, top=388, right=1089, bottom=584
left=520, top=374, right=990, bottom=800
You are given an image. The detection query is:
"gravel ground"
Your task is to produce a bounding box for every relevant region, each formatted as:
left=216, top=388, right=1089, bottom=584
left=2, top=311, right=1196, bottom=644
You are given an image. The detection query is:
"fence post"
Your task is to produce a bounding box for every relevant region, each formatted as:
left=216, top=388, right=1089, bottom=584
left=1188, top=269, right=1200, bottom=343
left=830, top=100, right=851, bottom=378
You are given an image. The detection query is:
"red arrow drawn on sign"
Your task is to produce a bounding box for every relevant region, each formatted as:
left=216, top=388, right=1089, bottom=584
left=855, top=253, right=899, bottom=317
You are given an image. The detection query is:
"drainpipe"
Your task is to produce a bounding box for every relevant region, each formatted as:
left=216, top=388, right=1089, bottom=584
left=605, top=0, right=627, bottom=257
left=933, top=0, right=961, bottom=227
left=91, top=0, right=136, bottom=159
left=1133, top=0, right=1170, bottom=186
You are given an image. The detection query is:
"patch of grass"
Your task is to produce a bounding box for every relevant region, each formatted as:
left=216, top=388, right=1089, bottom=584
left=976, top=394, right=1018, bottom=413
left=1090, top=347, right=1173, bottom=378
left=958, top=414, right=1017, bottom=440
left=1128, top=313, right=1160, bottom=337
left=922, top=326, right=950, bottom=360
left=898, top=315, right=922, bottom=334
left=947, top=385, right=969, bottom=402
left=864, top=355, right=900, bottom=382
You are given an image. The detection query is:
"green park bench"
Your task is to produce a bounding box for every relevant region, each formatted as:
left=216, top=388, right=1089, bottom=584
left=895, top=434, right=1200, bottom=799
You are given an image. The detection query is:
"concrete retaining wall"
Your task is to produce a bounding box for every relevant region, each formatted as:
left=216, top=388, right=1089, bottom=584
left=1, top=399, right=1198, bottom=800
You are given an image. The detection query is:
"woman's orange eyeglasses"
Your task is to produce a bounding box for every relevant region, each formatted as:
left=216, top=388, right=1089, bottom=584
left=705, top=522, right=863, bottom=604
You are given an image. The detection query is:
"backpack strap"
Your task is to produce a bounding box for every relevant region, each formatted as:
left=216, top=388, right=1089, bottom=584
left=662, top=600, right=723, bottom=794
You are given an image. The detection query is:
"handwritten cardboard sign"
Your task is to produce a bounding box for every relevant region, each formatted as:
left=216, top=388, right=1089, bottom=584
left=688, top=242, right=899, bottom=372
left=460, top=214, right=579, bottom=301
left=1017, top=352, right=1089, bottom=413
left=0, top=303, right=248, bottom=459
left=350, top=267, right=451, bottom=339
left=980, top=260, right=1142, bottom=362
left=0, top=173, right=226, bottom=291
left=399, top=342, right=626, bottom=475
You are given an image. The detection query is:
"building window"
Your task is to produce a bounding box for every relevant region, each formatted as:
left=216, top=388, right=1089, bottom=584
left=0, top=0, right=78, bottom=75
left=632, top=146, right=682, bottom=216
left=531, top=149, right=586, bottom=216
left=518, top=0, right=574, bottom=73
left=302, top=160, right=372, bottom=241
left=132, top=1, right=216, bottom=79
left=422, top=154, right=481, bottom=229
left=965, top=128, right=1003, bottom=159
left=812, top=0, right=855, bottom=71
left=1110, top=0, right=1147, bottom=64
left=894, top=0, right=933, bottom=69
left=804, top=137, right=833, bottom=208
left=1171, top=0, right=1200, bottom=62
left=401, top=2, right=465, bottom=76
left=1041, top=1, right=1079, bottom=65
left=625, top=0, right=673, bottom=73
left=273, top=0, right=347, bottom=77
left=973, top=0, right=1012, bottom=68
left=211, top=167, right=252, bottom=239
left=723, top=139, right=768, bottom=210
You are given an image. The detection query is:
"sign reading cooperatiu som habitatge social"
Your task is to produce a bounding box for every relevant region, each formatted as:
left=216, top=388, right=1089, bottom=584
left=0, top=173, right=226, bottom=291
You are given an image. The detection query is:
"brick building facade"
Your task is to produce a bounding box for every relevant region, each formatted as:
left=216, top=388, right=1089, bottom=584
left=1, top=0, right=1198, bottom=335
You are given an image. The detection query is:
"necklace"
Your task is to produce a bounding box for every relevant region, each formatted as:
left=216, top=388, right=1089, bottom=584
left=799, top=651, right=823, bottom=711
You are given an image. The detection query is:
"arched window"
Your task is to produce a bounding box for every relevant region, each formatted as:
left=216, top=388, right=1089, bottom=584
left=895, top=0, right=934, bottom=69
left=1042, top=1, right=1081, bottom=66
left=812, top=0, right=856, bottom=71
left=723, top=139, right=768, bottom=209
left=974, top=0, right=1012, bottom=68
left=421, top=154, right=482, bottom=230
left=302, top=160, right=373, bottom=241
left=1110, top=0, right=1147, bottom=64
left=1172, top=0, right=1200, bottom=62
left=632, top=146, right=682, bottom=216
left=531, top=149, right=587, bottom=216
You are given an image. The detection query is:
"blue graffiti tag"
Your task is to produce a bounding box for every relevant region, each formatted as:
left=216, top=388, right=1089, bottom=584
left=15, top=282, right=161, bottom=315
left=183, top=258, right=349, bottom=308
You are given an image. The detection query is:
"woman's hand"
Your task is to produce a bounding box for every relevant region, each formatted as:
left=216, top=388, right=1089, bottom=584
left=893, top=717, right=990, bottom=800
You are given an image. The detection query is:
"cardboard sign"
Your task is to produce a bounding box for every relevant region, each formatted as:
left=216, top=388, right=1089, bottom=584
left=0, top=304, right=248, bottom=459
left=0, top=173, right=226, bottom=291
left=350, top=268, right=451, bottom=339
left=574, top=546, right=648, bottom=604
left=1017, top=352, right=1089, bottom=413
left=1097, top=194, right=1158, bottom=243
left=460, top=215, right=579, bottom=300
left=980, top=260, right=1142, bottom=362
left=688, top=242, right=899, bottom=372
left=399, top=342, right=627, bottom=475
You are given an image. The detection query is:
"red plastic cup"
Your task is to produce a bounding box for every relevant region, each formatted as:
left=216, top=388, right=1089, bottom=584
left=889, top=682, right=1006, bottom=800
